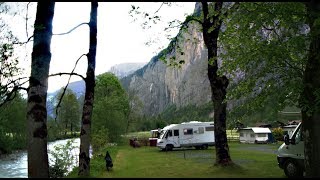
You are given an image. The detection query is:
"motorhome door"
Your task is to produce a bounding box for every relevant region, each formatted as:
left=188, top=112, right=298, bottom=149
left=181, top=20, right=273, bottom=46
left=165, top=129, right=180, bottom=147
left=180, top=127, right=194, bottom=145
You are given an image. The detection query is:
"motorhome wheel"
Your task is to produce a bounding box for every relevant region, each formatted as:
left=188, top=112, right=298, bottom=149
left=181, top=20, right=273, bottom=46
left=284, top=159, right=303, bottom=178
left=201, top=144, right=208, bottom=150
left=165, top=144, right=173, bottom=151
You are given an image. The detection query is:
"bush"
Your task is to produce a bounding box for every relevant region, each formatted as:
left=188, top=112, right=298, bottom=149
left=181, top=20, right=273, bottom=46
left=48, top=139, right=77, bottom=178
left=272, top=127, right=284, bottom=141
left=91, top=128, right=110, bottom=153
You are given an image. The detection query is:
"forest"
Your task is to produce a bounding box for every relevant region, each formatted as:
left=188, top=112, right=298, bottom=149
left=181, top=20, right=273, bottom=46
left=0, top=1, right=320, bottom=178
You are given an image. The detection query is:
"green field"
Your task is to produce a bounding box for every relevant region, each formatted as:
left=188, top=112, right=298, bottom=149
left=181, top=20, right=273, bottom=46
left=67, top=140, right=286, bottom=178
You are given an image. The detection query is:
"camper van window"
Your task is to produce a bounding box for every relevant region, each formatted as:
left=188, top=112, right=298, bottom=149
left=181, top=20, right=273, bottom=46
left=183, top=128, right=193, bottom=135
left=174, top=129, right=179, bottom=136
left=294, top=126, right=303, bottom=143
left=257, top=134, right=266, bottom=137
left=168, top=130, right=172, bottom=137
left=198, top=127, right=204, bottom=134
left=205, top=126, right=214, bottom=131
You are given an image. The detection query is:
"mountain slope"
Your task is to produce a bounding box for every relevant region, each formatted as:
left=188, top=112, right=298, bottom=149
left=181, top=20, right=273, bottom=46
left=120, top=18, right=212, bottom=116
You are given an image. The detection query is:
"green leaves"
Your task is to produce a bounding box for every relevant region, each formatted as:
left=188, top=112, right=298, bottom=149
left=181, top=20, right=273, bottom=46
left=54, top=88, right=81, bottom=137
left=92, top=72, right=129, bottom=144
left=48, top=139, right=77, bottom=178
left=220, top=2, right=307, bottom=120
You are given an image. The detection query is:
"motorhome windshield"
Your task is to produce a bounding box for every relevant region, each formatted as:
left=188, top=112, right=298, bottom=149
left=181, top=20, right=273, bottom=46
left=291, top=122, right=302, bottom=139
left=159, top=130, right=166, bottom=139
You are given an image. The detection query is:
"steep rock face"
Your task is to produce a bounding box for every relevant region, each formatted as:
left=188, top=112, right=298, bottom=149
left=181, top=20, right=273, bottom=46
left=109, top=62, right=147, bottom=78
left=121, top=22, right=212, bottom=116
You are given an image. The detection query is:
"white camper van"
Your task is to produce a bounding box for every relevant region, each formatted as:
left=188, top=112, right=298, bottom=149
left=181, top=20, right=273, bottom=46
left=156, top=121, right=215, bottom=151
left=277, top=122, right=304, bottom=178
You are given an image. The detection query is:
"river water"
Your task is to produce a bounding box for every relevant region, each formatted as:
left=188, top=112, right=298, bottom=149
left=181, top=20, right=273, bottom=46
left=0, top=138, right=89, bottom=178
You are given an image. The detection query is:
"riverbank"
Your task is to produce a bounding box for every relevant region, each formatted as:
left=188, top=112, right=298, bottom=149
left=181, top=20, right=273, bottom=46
left=0, top=132, right=79, bottom=156
left=0, top=138, right=81, bottom=178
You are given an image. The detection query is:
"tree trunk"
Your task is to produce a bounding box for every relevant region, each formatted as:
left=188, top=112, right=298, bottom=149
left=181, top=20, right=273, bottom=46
left=65, top=121, right=68, bottom=136
left=302, top=0, right=320, bottom=177
left=201, top=1, right=233, bottom=166
left=26, top=1, right=55, bottom=178
left=78, top=1, right=98, bottom=177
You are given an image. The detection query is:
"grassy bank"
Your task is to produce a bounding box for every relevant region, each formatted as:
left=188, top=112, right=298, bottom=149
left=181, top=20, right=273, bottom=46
left=67, top=141, right=285, bottom=178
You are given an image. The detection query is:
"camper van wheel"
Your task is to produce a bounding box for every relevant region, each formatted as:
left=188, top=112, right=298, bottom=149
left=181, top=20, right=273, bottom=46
left=201, top=144, right=208, bottom=150
left=165, top=144, right=173, bottom=151
left=284, top=159, right=303, bottom=178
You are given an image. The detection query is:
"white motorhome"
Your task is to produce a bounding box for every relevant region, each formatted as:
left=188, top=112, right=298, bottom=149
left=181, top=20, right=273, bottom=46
left=156, top=121, right=215, bottom=151
left=277, top=122, right=304, bottom=178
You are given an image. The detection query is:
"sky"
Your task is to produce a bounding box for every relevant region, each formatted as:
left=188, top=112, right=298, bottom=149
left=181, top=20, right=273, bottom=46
left=6, top=2, right=196, bottom=93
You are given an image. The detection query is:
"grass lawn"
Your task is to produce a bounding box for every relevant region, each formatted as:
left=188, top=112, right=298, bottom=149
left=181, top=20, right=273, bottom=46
left=67, top=141, right=286, bottom=178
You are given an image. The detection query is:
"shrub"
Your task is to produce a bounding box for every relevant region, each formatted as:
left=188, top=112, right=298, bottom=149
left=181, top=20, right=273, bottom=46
left=272, top=127, right=284, bottom=141
left=48, top=139, right=77, bottom=178
left=91, top=128, right=110, bottom=153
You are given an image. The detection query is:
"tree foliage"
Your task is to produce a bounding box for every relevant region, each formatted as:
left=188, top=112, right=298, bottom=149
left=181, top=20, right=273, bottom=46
left=0, top=91, right=27, bottom=153
left=54, top=88, right=81, bottom=137
left=48, top=139, right=78, bottom=178
left=92, top=72, right=129, bottom=148
left=219, top=2, right=307, bottom=121
left=0, top=2, right=25, bottom=107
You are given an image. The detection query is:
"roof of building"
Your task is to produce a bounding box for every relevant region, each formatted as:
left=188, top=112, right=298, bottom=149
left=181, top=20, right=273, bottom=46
left=255, top=122, right=272, bottom=128
left=282, top=125, right=298, bottom=128
left=287, top=120, right=301, bottom=125
left=239, top=127, right=271, bottom=133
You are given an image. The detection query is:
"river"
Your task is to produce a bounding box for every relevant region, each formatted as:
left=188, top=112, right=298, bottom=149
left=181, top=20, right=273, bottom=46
left=0, top=138, right=90, bottom=178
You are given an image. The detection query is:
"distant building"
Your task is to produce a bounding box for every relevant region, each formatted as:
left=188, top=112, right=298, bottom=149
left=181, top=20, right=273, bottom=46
left=238, top=127, right=272, bottom=144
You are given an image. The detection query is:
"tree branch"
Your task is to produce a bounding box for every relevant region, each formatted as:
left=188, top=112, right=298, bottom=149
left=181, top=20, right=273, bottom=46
left=0, top=86, right=18, bottom=108
left=53, top=22, right=89, bottom=36
left=12, top=35, right=34, bottom=45
left=51, top=53, right=87, bottom=122
left=49, top=72, right=86, bottom=81
left=154, top=2, right=164, bottom=14
left=26, top=2, right=31, bottom=38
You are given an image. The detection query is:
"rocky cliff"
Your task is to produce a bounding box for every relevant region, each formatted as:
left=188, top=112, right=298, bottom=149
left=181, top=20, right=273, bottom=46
left=109, top=62, right=147, bottom=79
left=121, top=12, right=212, bottom=116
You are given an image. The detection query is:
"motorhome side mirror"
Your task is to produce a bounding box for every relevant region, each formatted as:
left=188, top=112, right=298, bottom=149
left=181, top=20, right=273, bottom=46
left=284, top=134, right=290, bottom=145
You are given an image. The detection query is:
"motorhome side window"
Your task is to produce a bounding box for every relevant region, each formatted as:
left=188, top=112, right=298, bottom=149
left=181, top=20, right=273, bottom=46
left=173, top=129, right=179, bottom=136
left=205, top=126, right=214, bottom=131
left=183, top=128, right=193, bottom=135
left=198, top=127, right=204, bottom=134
